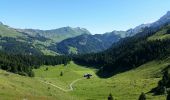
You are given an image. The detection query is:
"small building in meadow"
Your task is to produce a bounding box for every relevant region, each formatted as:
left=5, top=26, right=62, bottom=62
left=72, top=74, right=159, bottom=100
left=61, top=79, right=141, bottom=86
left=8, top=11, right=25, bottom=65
left=83, top=73, right=92, bottom=79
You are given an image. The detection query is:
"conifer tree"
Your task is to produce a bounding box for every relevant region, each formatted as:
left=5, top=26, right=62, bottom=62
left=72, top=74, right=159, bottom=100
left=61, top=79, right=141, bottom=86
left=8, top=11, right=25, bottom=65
left=108, top=93, right=114, bottom=100
left=167, top=92, right=170, bottom=100
left=138, top=92, right=146, bottom=100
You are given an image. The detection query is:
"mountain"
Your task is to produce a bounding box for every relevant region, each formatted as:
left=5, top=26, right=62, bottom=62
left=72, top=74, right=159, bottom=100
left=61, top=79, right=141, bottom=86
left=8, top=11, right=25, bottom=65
left=0, top=21, right=3, bottom=25
left=110, top=30, right=126, bottom=37
left=17, top=27, right=91, bottom=43
left=49, top=32, right=121, bottom=54
left=74, top=24, right=170, bottom=77
left=0, top=23, right=93, bottom=55
left=125, top=11, right=170, bottom=37
left=52, top=14, right=170, bottom=55
left=0, top=23, right=43, bottom=55
left=0, top=22, right=121, bottom=55
left=125, top=24, right=151, bottom=37
left=1, top=11, right=170, bottom=100
left=151, top=11, right=170, bottom=28
left=1, top=11, right=170, bottom=55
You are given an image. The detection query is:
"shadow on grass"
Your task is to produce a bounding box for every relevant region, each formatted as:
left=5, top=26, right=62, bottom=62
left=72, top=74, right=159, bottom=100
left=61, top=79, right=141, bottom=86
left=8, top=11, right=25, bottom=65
left=73, top=61, right=129, bottom=78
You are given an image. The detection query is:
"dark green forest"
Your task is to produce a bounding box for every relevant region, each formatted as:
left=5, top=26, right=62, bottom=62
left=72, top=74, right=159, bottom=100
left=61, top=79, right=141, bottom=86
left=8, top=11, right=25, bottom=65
left=151, top=65, right=170, bottom=95
left=0, top=52, right=71, bottom=77
left=73, top=25, right=170, bottom=77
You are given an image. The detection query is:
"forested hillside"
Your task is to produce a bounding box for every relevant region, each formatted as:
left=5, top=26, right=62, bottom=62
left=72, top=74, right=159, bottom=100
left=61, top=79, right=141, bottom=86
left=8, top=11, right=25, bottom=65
left=0, top=52, right=71, bottom=77
left=0, top=23, right=123, bottom=55
left=0, top=23, right=57, bottom=55
left=74, top=24, right=170, bottom=77
left=1, top=0, right=170, bottom=99
left=50, top=32, right=121, bottom=54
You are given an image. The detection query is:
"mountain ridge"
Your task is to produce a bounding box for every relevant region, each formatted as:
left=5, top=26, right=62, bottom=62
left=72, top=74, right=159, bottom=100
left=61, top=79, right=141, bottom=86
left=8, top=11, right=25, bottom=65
left=49, top=32, right=121, bottom=54
left=17, top=26, right=91, bottom=43
left=0, top=11, right=170, bottom=55
left=124, top=11, right=170, bottom=37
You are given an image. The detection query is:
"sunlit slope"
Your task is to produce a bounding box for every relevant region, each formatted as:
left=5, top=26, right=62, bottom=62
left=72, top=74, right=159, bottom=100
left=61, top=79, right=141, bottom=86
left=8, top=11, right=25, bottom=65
left=0, top=70, right=77, bottom=100
left=34, top=60, right=169, bottom=100
left=0, top=24, right=57, bottom=55
left=0, top=59, right=169, bottom=100
left=148, top=24, right=170, bottom=41
left=33, top=62, right=96, bottom=90
left=0, top=24, right=24, bottom=38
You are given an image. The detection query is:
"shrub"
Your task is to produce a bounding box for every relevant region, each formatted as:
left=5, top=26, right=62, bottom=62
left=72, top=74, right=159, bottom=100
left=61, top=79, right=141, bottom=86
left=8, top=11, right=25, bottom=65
left=60, top=71, right=63, bottom=76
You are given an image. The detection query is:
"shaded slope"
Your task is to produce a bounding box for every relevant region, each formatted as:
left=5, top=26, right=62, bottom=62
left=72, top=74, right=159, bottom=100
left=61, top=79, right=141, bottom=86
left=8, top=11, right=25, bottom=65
left=50, top=32, right=121, bottom=54
left=74, top=24, right=170, bottom=78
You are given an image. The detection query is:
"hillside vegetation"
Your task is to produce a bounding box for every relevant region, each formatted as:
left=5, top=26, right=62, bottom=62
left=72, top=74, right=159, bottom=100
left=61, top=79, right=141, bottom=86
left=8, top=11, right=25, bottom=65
left=148, top=24, right=170, bottom=40
left=0, top=24, right=56, bottom=55
left=0, top=23, right=122, bottom=55
left=74, top=24, right=170, bottom=78
left=18, top=27, right=91, bottom=43
left=0, top=61, right=169, bottom=100
left=0, top=51, right=70, bottom=77
left=50, top=32, right=121, bottom=54
left=1, top=10, right=170, bottom=100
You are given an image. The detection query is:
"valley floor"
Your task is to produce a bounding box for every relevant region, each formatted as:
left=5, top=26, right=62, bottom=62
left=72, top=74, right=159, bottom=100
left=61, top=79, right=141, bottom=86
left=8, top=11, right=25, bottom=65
left=0, top=60, right=169, bottom=100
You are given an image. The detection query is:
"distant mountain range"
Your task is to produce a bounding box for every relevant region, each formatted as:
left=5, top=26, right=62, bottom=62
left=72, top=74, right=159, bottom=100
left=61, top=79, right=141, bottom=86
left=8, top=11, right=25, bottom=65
left=49, top=32, right=121, bottom=54
left=17, top=27, right=91, bottom=43
left=74, top=18, right=170, bottom=78
left=0, top=22, right=121, bottom=55
left=125, top=11, right=170, bottom=37
left=0, top=11, right=170, bottom=55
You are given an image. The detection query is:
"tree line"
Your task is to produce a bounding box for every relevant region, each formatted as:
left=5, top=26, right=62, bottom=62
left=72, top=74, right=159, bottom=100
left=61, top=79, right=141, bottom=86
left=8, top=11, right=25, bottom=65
left=151, top=65, right=170, bottom=96
left=0, top=52, right=71, bottom=77
left=73, top=25, right=170, bottom=77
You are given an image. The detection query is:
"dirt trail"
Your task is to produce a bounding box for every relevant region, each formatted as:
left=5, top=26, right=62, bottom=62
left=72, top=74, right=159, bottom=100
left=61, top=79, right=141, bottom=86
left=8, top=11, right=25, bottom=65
left=39, top=78, right=83, bottom=92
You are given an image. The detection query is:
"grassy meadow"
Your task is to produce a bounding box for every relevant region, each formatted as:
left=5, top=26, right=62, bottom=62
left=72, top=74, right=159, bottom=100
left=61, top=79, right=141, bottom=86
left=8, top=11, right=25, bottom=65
left=0, top=60, right=169, bottom=100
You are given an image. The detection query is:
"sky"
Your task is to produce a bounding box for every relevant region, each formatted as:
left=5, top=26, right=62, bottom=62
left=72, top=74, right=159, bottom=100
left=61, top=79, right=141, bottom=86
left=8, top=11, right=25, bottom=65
left=0, top=0, right=170, bottom=34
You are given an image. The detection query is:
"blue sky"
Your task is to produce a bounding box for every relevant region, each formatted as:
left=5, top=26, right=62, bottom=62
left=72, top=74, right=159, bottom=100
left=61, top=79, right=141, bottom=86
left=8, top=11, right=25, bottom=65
left=0, top=0, right=170, bottom=34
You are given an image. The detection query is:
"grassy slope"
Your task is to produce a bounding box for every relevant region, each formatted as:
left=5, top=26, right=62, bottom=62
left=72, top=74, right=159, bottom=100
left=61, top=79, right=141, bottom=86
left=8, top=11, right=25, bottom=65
left=0, top=24, right=58, bottom=56
left=0, top=59, right=169, bottom=100
left=0, top=25, right=24, bottom=38
left=31, top=61, right=170, bottom=100
left=68, top=46, right=78, bottom=54
left=0, top=70, right=77, bottom=100
left=32, top=40, right=58, bottom=56
left=148, top=25, right=170, bottom=41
